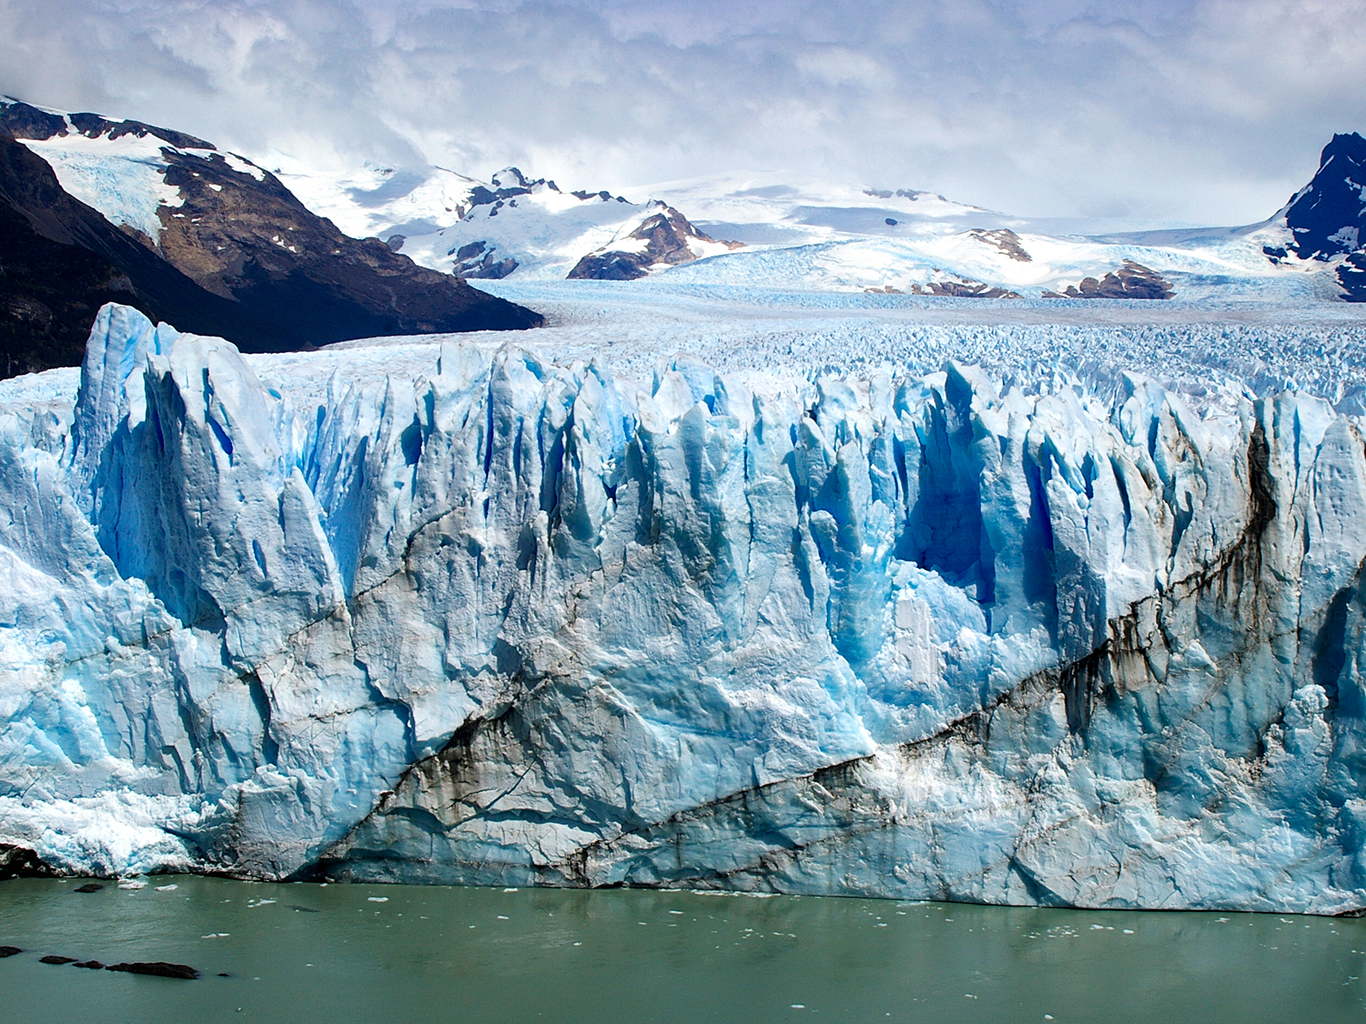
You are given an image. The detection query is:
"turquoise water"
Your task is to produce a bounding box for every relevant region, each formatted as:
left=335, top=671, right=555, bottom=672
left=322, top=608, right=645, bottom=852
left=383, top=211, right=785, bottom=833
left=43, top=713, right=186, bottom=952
left=0, top=876, right=1363, bottom=1023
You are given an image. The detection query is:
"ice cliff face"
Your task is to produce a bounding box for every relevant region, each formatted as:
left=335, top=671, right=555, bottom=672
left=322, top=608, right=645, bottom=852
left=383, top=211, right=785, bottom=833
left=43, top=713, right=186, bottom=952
left=4, top=303, right=1366, bottom=913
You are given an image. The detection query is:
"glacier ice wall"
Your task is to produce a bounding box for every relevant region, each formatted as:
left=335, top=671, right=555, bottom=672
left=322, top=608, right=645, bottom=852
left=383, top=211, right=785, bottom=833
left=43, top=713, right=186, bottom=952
left=4, top=303, right=1366, bottom=912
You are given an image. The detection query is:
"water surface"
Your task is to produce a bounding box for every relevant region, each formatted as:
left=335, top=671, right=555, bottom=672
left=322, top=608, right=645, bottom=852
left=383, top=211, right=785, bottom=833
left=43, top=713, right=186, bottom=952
left=0, top=876, right=1362, bottom=1023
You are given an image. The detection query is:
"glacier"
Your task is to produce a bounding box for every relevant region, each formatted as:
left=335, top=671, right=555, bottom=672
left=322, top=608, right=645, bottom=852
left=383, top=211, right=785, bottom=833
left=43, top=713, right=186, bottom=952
left=4, top=300, right=1366, bottom=913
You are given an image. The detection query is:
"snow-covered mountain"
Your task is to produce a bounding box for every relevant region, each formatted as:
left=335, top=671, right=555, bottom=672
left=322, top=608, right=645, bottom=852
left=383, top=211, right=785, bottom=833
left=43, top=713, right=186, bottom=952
left=1279, top=132, right=1366, bottom=261
left=10, top=95, right=1365, bottom=304
left=285, top=134, right=1366, bottom=300
left=282, top=156, right=1366, bottom=302
left=277, top=162, right=736, bottom=281
left=2, top=300, right=1366, bottom=913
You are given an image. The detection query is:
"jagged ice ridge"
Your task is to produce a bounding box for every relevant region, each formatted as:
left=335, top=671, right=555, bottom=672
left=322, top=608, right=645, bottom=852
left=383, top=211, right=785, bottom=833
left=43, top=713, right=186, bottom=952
left=3, top=303, right=1366, bottom=913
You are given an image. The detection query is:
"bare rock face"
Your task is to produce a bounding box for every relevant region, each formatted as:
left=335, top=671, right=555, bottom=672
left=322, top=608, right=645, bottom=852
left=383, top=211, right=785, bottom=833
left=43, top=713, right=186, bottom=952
left=566, top=250, right=655, bottom=281
left=1045, top=260, right=1174, bottom=299
left=568, top=204, right=740, bottom=280
left=0, top=180, right=142, bottom=378
left=1282, top=133, right=1366, bottom=263
left=1341, top=251, right=1366, bottom=298
left=0, top=100, right=213, bottom=150
left=0, top=130, right=246, bottom=376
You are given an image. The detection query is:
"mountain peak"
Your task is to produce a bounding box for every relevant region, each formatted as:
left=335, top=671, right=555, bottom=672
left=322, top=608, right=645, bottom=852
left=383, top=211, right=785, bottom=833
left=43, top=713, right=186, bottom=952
left=1320, top=131, right=1366, bottom=168
left=491, top=166, right=529, bottom=189
left=1280, top=130, right=1366, bottom=268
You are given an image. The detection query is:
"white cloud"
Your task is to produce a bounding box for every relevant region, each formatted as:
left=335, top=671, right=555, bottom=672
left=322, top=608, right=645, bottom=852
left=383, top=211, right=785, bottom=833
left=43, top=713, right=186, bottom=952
left=1, top=0, right=1363, bottom=224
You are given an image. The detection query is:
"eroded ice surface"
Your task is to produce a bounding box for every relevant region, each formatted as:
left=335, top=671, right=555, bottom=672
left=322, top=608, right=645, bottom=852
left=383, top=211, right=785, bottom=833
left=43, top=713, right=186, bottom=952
left=3, top=300, right=1366, bottom=914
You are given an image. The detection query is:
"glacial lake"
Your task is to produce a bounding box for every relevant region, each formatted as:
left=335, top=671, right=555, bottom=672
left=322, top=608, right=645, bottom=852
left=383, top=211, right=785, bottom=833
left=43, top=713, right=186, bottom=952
left=0, top=877, right=1363, bottom=1023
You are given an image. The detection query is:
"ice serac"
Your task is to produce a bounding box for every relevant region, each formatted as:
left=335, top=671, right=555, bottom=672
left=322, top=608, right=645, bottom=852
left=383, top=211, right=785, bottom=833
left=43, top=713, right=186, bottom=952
left=4, top=303, right=1366, bottom=913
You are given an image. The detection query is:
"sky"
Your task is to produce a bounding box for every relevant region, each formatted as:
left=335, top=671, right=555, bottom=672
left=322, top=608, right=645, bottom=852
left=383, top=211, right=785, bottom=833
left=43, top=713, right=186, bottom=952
left=2, top=0, right=1364, bottom=226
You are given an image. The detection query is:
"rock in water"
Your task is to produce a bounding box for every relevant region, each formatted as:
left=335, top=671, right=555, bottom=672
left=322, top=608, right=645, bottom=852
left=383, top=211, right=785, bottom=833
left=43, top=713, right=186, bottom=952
left=4, top=304, right=1366, bottom=913
left=39, top=955, right=76, bottom=965
left=0, top=946, right=23, bottom=958
left=106, top=962, right=199, bottom=980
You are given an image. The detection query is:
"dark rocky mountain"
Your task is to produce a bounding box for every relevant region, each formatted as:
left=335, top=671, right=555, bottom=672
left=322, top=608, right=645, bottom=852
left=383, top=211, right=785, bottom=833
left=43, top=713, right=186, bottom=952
left=1043, top=260, right=1174, bottom=300
left=568, top=203, right=740, bottom=280
left=1275, top=131, right=1366, bottom=299
left=0, top=184, right=143, bottom=378
left=0, top=130, right=288, bottom=376
left=0, top=100, right=541, bottom=378
left=1281, top=132, right=1366, bottom=260
left=1341, top=251, right=1366, bottom=297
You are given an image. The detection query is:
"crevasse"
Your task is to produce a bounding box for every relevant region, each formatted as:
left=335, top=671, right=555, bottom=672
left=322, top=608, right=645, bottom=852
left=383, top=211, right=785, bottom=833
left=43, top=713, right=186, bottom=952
left=2, top=303, right=1366, bottom=912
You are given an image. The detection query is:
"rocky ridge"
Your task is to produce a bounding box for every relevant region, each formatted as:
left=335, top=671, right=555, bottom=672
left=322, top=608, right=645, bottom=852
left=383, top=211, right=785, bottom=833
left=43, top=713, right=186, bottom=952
left=0, top=130, right=282, bottom=376
left=1043, top=261, right=1174, bottom=300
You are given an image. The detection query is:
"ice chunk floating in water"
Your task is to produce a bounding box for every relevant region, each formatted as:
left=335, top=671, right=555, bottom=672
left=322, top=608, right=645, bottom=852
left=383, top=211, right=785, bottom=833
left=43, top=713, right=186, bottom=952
left=3, top=302, right=1366, bottom=913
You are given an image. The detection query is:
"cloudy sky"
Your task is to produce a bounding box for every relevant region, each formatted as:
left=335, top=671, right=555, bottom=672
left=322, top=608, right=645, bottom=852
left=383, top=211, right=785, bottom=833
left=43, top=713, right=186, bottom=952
left=2, top=0, right=1364, bottom=225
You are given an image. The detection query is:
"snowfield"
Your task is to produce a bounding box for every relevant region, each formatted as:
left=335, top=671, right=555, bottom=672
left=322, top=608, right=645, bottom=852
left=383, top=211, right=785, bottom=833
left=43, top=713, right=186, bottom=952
left=3, top=289, right=1366, bottom=914
left=22, top=132, right=188, bottom=243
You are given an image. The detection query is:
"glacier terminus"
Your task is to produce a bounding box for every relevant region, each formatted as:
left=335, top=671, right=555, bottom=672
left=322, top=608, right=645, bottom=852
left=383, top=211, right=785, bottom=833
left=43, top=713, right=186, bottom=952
left=4, top=299, right=1366, bottom=915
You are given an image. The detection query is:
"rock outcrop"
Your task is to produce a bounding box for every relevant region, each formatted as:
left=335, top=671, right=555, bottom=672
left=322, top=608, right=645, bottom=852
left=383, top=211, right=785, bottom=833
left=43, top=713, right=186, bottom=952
left=568, top=203, right=741, bottom=280
left=1044, top=261, right=1174, bottom=299
left=910, top=273, right=1021, bottom=298
left=967, top=228, right=1032, bottom=262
